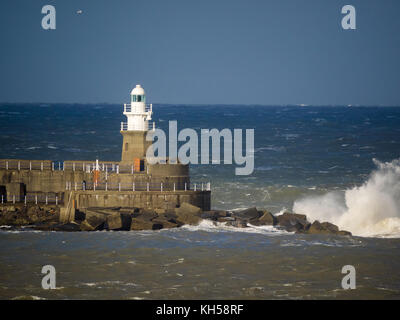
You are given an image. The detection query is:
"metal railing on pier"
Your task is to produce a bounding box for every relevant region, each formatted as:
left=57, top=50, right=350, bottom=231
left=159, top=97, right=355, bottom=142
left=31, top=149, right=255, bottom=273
left=1, top=193, right=63, bottom=205
left=0, top=160, right=148, bottom=174
left=64, top=181, right=211, bottom=192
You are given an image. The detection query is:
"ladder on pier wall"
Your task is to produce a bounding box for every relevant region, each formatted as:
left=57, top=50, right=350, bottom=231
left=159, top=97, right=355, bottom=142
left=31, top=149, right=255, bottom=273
left=60, top=191, right=74, bottom=223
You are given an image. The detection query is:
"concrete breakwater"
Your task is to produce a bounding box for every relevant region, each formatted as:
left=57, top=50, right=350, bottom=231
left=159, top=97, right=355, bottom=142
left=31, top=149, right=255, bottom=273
left=0, top=202, right=352, bottom=236
left=0, top=159, right=210, bottom=210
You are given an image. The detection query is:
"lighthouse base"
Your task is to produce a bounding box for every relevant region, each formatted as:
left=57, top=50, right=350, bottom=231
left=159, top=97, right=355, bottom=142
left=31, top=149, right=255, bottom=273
left=120, top=130, right=153, bottom=164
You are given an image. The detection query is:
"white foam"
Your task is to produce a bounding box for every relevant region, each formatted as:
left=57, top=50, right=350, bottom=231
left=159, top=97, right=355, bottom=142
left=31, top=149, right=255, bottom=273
left=293, top=158, right=400, bottom=238
left=180, top=219, right=289, bottom=235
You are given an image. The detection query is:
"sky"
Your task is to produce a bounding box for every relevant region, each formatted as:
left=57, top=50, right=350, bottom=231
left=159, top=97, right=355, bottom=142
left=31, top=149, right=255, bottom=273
left=0, top=0, right=399, bottom=105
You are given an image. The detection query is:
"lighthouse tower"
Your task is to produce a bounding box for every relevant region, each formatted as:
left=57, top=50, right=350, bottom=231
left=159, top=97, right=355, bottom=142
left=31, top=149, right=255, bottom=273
left=120, top=84, right=155, bottom=164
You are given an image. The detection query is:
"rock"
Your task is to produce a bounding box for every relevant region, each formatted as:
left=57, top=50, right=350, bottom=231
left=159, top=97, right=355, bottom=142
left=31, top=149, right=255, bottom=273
left=162, top=211, right=179, bottom=221
left=226, top=219, right=247, bottom=228
left=175, top=203, right=202, bottom=225
left=119, top=207, right=139, bottom=214
left=48, top=222, right=81, bottom=232
left=134, top=209, right=158, bottom=221
left=232, top=207, right=261, bottom=221
left=151, top=223, right=163, bottom=230
left=56, top=222, right=81, bottom=232
left=276, top=212, right=310, bottom=233
left=307, top=221, right=335, bottom=234
left=152, top=217, right=179, bottom=229
left=80, top=220, right=97, bottom=231
left=130, top=218, right=156, bottom=231
left=154, top=213, right=182, bottom=228
left=85, top=211, right=107, bottom=230
left=27, top=206, right=59, bottom=224
left=202, top=210, right=229, bottom=221
left=258, top=210, right=276, bottom=225
left=175, top=202, right=202, bottom=216
left=201, top=211, right=219, bottom=220
left=217, top=210, right=230, bottom=217
left=14, top=217, right=31, bottom=225
left=155, top=208, right=166, bottom=215
left=217, top=216, right=235, bottom=223
left=74, top=209, right=85, bottom=221
left=307, top=221, right=352, bottom=236
left=106, top=213, right=132, bottom=231
left=248, top=210, right=276, bottom=226
left=175, top=211, right=202, bottom=225
left=337, top=230, right=352, bottom=236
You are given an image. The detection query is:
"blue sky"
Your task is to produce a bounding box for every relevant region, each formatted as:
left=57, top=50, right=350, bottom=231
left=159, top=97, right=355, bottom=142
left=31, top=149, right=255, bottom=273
left=0, top=0, right=399, bottom=105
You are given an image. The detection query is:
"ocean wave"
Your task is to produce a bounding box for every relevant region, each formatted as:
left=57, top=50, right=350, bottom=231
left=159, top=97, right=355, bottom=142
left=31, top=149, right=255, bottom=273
left=293, top=158, right=400, bottom=238
left=180, top=219, right=290, bottom=236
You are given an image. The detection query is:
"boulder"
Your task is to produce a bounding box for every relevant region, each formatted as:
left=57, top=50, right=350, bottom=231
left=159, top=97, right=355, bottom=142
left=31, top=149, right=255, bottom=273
left=175, top=202, right=202, bottom=216
left=276, top=212, right=310, bottom=232
left=80, top=220, right=97, bottom=231
left=119, top=207, right=139, bottom=214
left=154, top=208, right=166, bottom=215
left=248, top=210, right=276, bottom=226
left=56, top=222, right=81, bottom=232
left=130, top=218, right=156, bottom=231
left=226, top=219, right=248, bottom=228
left=135, top=209, right=158, bottom=221
left=106, top=213, right=132, bottom=231
left=27, top=206, right=59, bottom=224
left=74, top=209, right=86, bottom=221
left=175, top=203, right=202, bottom=225
left=337, top=230, right=352, bottom=236
left=232, top=207, right=261, bottom=221
left=152, top=217, right=179, bottom=229
left=51, top=222, right=81, bottom=232
left=307, top=221, right=352, bottom=236
left=175, top=211, right=202, bottom=225
left=258, top=210, right=276, bottom=225
left=154, top=212, right=182, bottom=228
left=201, top=211, right=219, bottom=220
left=217, top=216, right=235, bottom=223
left=202, top=210, right=229, bottom=221
left=85, top=211, right=107, bottom=230
left=151, top=223, right=163, bottom=230
left=162, top=211, right=179, bottom=221
left=13, top=217, right=31, bottom=225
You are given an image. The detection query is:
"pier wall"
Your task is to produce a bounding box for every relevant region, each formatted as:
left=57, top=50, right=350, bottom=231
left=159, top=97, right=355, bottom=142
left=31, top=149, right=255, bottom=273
left=72, top=190, right=210, bottom=211
left=0, top=160, right=211, bottom=218
left=0, top=169, right=190, bottom=193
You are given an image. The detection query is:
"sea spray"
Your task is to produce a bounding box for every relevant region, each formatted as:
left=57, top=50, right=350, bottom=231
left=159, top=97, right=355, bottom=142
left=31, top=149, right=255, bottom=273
left=293, top=158, right=400, bottom=237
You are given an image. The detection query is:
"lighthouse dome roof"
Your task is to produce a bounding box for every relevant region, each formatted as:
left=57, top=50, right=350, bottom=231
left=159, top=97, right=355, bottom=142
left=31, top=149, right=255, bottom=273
left=131, top=84, right=145, bottom=95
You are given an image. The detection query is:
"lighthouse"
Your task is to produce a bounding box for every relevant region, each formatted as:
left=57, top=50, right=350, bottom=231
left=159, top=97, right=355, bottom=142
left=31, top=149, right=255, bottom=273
left=120, top=84, right=155, bottom=164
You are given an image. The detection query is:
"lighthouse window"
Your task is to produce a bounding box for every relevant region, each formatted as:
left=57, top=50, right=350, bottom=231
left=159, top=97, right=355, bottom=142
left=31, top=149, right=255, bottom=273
left=131, top=95, right=145, bottom=102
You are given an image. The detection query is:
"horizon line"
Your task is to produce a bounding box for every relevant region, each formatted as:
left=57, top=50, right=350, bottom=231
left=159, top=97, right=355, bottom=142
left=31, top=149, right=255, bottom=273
left=1, top=102, right=400, bottom=108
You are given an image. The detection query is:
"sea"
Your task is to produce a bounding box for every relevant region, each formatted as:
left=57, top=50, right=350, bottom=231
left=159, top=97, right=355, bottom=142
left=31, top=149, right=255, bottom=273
left=0, top=103, right=400, bottom=299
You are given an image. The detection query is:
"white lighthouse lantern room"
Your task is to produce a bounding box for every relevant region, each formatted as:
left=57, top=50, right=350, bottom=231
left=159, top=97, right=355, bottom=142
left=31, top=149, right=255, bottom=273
left=121, top=84, right=155, bottom=131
